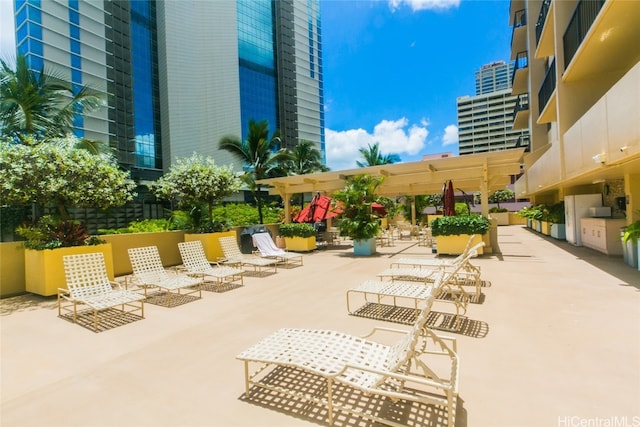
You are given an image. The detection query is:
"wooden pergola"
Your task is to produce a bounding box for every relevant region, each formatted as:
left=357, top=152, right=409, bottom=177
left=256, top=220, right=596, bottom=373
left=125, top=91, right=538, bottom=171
left=257, top=148, right=526, bottom=224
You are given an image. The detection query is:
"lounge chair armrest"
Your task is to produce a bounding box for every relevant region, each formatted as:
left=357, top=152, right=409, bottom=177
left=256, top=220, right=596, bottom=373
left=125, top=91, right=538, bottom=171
left=337, top=362, right=456, bottom=392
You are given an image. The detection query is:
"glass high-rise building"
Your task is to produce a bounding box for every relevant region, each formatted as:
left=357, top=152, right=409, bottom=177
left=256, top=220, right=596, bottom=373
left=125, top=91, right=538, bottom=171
left=458, top=61, right=529, bottom=155
left=13, top=0, right=326, bottom=179
left=475, top=61, right=513, bottom=95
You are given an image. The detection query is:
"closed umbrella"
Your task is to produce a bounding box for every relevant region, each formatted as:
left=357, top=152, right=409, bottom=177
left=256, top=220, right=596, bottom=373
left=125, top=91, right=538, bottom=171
left=443, top=180, right=456, bottom=216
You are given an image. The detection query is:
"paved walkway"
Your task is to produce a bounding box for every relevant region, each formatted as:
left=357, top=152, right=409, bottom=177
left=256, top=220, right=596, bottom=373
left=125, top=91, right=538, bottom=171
left=1, top=226, right=639, bottom=427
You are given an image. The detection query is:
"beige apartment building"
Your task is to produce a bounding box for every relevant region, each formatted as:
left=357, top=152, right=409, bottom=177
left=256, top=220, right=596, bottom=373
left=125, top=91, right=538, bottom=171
left=509, top=0, right=640, bottom=225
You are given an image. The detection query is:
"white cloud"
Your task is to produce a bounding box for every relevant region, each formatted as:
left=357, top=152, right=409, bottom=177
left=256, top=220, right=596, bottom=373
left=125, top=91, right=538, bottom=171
left=0, top=0, right=16, bottom=59
left=389, top=0, right=460, bottom=12
left=325, top=118, right=429, bottom=171
left=442, top=124, right=458, bottom=146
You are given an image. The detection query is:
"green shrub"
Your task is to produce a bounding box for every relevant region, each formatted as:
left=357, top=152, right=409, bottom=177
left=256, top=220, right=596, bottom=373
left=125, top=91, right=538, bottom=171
left=430, top=215, right=490, bottom=236
left=489, top=207, right=509, bottom=213
left=98, top=219, right=174, bottom=235
left=278, top=223, right=317, bottom=238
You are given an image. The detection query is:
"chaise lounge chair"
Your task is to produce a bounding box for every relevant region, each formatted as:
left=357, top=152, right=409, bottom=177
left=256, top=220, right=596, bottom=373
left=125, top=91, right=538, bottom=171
left=128, top=246, right=203, bottom=307
left=389, top=241, right=485, bottom=297
left=349, top=264, right=470, bottom=331
left=218, top=236, right=278, bottom=275
left=58, top=252, right=145, bottom=332
left=178, top=241, right=245, bottom=291
left=237, top=297, right=459, bottom=426
left=251, top=232, right=303, bottom=267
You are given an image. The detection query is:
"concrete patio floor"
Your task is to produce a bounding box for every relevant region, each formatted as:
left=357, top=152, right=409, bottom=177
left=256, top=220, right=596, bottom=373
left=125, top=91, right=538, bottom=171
left=1, top=225, right=639, bottom=427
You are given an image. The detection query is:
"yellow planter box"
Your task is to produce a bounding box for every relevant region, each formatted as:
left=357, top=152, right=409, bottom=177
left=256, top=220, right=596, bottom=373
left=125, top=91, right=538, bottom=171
left=435, top=234, right=484, bottom=256
left=185, top=231, right=237, bottom=261
left=284, top=236, right=316, bottom=252
left=0, top=242, right=26, bottom=297
left=25, top=243, right=114, bottom=297
left=102, top=230, right=185, bottom=276
left=540, top=221, right=551, bottom=235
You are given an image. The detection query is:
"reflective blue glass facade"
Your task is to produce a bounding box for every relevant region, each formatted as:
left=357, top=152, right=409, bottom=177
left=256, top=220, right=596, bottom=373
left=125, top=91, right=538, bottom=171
left=15, top=0, right=43, bottom=71
left=130, top=0, right=162, bottom=169
left=237, top=0, right=278, bottom=142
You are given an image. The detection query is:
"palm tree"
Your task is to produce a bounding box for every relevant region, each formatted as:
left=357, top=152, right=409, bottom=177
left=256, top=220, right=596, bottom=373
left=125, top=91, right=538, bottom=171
left=284, top=139, right=329, bottom=208
left=0, top=54, right=104, bottom=143
left=219, top=119, right=291, bottom=224
left=356, top=142, right=401, bottom=167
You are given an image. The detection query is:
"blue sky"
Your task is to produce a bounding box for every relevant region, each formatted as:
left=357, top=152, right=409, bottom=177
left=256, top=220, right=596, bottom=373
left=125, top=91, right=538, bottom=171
left=322, top=0, right=512, bottom=170
left=0, top=0, right=513, bottom=171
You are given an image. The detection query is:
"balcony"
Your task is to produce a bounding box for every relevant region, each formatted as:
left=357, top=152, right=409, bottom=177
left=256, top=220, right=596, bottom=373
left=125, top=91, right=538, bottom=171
left=514, top=134, right=531, bottom=152
left=563, top=0, right=640, bottom=82
left=510, top=9, right=527, bottom=59
left=537, top=58, right=556, bottom=123
left=563, top=0, right=606, bottom=71
left=511, top=51, right=528, bottom=95
left=534, top=0, right=554, bottom=58
left=512, top=93, right=529, bottom=130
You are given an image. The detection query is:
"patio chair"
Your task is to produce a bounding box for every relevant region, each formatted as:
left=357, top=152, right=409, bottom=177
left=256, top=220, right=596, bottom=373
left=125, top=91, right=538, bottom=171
left=237, top=297, right=459, bottom=427
left=177, top=241, right=245, bottom=291
left=251, top=232, right=303, bottom=267
left=58, top=252, right=145, bottom=332
left=350, top=265, right=470, bottom=331
left=390, top=241, right=485, bottom=297
left=128, top=246, right=202, bottom=307
left=218, top=236, right=278, bottom=275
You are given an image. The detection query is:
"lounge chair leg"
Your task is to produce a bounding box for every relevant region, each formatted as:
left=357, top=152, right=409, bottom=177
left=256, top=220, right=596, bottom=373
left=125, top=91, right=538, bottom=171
left=327, top=377, right=334, bottom=425
left=243, top=361, right=250, bottom=396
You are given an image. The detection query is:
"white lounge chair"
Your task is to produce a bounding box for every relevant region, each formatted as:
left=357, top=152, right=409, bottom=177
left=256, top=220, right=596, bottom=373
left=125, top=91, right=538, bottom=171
left=390, top=241, right=485, bottom=297
left=218, top=236, right=278, bottom=275
left=237, top=298, right=459, bottom=426
left=350, top=266, right=469, bottom=331
left=251, top=232, right=303, bottom=267
left=58, top=252, right=145, bottom=332
left=178, top=240, right=245, bottom=291
left=128, top=246, right=202, bottom=307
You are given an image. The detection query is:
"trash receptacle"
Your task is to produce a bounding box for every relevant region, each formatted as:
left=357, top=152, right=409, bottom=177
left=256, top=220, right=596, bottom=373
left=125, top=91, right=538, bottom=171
left=240, top=225, right=270, bottom=254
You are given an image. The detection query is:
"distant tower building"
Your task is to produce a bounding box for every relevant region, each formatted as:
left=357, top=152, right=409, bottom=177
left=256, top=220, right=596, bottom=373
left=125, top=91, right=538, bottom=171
left=13, top=0, right=326, bottom=180
left=475, top=61, right=513, bottom=95
left=458, top=61, right=529, bottom=155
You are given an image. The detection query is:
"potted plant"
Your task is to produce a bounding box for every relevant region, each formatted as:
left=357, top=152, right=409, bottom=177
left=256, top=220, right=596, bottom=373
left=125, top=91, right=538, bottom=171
left=332, top=174, right=384, bottom=256
left=545, top=202, right=566, bottom=240
left=621, top=216, right=640, bottom=270
left=0, top=136, right=136, bottom=296
left=278, top=223, right=317, bottom=252
left=488, top=189, right=514, bottom=226
left=430, top=215, right=490, bottom=255
left=152, top=153, right=242, bottom=260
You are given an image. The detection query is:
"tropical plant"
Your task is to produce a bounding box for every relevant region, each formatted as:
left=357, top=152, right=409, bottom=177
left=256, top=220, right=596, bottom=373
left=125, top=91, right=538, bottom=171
left=15, top=215, right=105, bottom=250
left=356, top=142, right=401, bottom=167
left=219, top=119, right=291, bottom=224
left=278, top=222, right=317, bottom=238
left=488, top=189, right=515, bottom=209
left=283, top=140, right=329, bottom=208
left=211, top=203, right=282, bottom=227
left=0, top=54, right=104, bottom=143
left=517, top=205, right=543, bottom=221
left=332, top=174, right=384, bottom=240
left=152, top=153, right=241, bottom=233
left=0, top=135, right=135, bottom=221
left=621, top=210, right=640, bottom=244
left=430, top=215, right=490, bottom=236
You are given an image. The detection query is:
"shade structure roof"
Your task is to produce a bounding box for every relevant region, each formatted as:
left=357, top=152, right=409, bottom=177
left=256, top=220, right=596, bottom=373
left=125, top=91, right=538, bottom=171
left=258, top=148, right=526, bottom=199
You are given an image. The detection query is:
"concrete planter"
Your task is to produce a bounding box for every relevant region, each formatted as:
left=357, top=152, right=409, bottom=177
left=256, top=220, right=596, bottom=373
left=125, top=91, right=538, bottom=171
left=490, top=212, right=510, bottom=226
left=284, top=236, right=316, bottom=252
left=540, top=221, right=551, bottom=235
left=185, top=230, right=237, bottom=261
left=0, top=242, right=26, bottom=297
left=25, top=243, right=114, bottom=297
left=102, top=230, right=185, bottom=275
left=550, top=223, right=566, bottom=240
left=353, top=238, right=377, bottom=256
left=435, top=234, right=484, bottom=256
